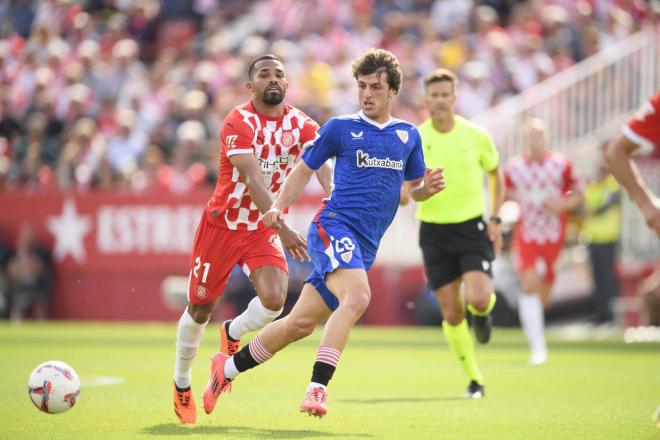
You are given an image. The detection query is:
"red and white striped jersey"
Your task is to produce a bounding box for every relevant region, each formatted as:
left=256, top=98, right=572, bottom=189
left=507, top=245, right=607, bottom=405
left=623, top=93, right=660, bottom=153
left=206, top=101, right=319, bottom=231
left=505, top=151, right=581, bottom=244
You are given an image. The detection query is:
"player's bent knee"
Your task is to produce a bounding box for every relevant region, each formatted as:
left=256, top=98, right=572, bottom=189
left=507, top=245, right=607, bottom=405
left=470, top=294, right=491, bottom=313
left=258, top=290, right=286, bottom=312
left=520, top=271, right=542, bottom=293
left=521, top=281, right=541, bottom=294
left=442, top=309, right=464, bottom=325
left=340, top=290, right=371, bottom=317
left=187, top=303, right=213, bottom=324
left=285, top=317, right=316, bottom=341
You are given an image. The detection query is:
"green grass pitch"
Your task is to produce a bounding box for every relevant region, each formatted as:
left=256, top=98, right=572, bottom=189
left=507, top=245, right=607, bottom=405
left=0, top=322, right=658, bottom=439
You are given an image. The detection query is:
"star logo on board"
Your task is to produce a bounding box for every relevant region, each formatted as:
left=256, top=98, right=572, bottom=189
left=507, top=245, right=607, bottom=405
left=46, top=199, right=92, bottom=263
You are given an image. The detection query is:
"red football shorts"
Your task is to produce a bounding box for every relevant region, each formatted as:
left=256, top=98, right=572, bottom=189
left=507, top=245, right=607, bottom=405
left=187, top=213, right=288, bottom=305
left=513, top=239, right=563, bottom=285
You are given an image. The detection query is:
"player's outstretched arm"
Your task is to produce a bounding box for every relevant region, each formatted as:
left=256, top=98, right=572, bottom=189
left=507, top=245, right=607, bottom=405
left=276, top=222, right=310, bottom=262
left=487, top=166, right=504, bottom=255
left=605, top=134, right=660, bottom=235
left=229, top=153, right=276, bottom=214
left=487, top=166, right=504, bottom=218
left=314, top=160, right=334, bottom=198
left=229, top=153, right=310, bottom=260
left=263, top=160, right=316, bottom=229
left=399, top=184, right=411, bottom=206
left=405, top=167, right=445, bottom=202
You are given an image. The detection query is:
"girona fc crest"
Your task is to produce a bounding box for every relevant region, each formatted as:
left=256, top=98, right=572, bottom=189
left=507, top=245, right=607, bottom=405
left=281, top=131, right=294, bottom=148
left=195, top=285, right=208, bottom=299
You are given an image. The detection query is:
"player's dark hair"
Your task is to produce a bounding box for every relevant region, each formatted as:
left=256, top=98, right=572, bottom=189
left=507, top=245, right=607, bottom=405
left=351, top=48, right=402, bottom=92
left=424, top=68, right=458, bottom=91
left=247, top=54, right=283, bottom=80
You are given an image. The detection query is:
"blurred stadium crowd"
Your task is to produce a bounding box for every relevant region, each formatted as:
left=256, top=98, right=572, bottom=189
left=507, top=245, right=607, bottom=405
left=0, top=0, right=654, bottom=194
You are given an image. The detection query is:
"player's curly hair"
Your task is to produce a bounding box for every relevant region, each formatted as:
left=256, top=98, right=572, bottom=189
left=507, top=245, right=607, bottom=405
left=351, top=49, right=402, bottom=93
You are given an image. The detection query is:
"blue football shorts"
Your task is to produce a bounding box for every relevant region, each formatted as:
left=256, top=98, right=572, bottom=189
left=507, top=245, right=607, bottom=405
left=304, top=218, right=375, bottom=311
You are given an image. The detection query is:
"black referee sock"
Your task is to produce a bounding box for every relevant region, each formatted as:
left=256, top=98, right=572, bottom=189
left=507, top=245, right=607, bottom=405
left=310, top=361, right=336, bottom=387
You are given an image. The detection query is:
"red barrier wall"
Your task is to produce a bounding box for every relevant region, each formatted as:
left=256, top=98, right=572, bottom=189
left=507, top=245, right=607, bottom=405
left=2, top=190, right=654, bottom=326
left=0, top=190, right=209, bottom=320
left=0, top=190, right=424, bottom=323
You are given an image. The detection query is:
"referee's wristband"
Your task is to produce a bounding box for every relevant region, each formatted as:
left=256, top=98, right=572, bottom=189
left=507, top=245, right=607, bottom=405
left=489, top=215, right=502, bottom=224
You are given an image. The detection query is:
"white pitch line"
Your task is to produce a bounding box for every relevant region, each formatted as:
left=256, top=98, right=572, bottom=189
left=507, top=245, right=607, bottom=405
left=82, top=376, right=124, bottom=387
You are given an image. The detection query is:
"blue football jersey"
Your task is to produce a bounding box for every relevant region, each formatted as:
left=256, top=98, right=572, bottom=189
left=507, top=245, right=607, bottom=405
left=302, top=111, right=426, bottom=257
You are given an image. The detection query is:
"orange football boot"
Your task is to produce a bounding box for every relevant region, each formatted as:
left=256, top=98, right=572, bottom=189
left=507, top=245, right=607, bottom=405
left=173, top=381, right=196, bottom=424
left=220, top=320, right=241, bottom=356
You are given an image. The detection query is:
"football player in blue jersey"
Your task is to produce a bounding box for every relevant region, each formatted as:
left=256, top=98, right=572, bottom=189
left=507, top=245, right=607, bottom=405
left=202, top=48, right=445, bottom=418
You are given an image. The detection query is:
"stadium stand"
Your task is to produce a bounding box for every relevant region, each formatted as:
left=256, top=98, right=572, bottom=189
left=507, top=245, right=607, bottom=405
left=0, top=0, right=657, bottom=324
left=0, top=0, right=655, bottom=194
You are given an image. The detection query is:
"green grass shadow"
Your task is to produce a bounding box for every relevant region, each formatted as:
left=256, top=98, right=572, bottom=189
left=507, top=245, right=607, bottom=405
left=142, top=423, right=375, bottom=438
left=339, top=396, right=464, bottom=404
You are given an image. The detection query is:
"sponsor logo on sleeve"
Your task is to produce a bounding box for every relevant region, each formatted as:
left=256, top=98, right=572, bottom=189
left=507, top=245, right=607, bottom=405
left=225, top=135, right=238, bottom=148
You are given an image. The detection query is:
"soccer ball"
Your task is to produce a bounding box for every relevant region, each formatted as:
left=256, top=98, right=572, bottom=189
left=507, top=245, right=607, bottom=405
left=28, top=361, right=81, bottom=414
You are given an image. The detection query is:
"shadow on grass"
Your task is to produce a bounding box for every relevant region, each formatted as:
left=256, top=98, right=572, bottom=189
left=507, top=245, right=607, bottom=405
left=339, top=396, right=464, bottom=404
left=143, top=424, right=374, bottom=438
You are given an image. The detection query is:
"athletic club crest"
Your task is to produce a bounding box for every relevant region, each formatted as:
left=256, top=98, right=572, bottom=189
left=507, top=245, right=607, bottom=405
left=334, top=236, right=355, bottom=264
left=195, top=285, right=208, bottom=299
left=281, top=131, right=294, bottom=148
left=396, top=129, right=409, bottom=144
left=340, top=251, right=353, bottom=263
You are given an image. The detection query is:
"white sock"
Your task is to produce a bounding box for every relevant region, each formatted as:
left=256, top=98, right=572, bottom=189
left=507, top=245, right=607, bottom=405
left=306, top=382, right=327, bottom=392
left=518, top=294, right=547, bottom=355
left=223, top=356, right=240, bottom=380
left=173, top=309, right=208, bottom=388
left=228, top=296, right=283, bottom=340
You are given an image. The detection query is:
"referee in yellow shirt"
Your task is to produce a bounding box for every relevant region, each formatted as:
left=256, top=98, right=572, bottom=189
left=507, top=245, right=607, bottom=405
left=416, top=69, right=504, bottom=399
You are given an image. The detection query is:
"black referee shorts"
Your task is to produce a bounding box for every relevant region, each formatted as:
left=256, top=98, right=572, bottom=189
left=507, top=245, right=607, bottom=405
left=419, top=216, right=495, bottom=290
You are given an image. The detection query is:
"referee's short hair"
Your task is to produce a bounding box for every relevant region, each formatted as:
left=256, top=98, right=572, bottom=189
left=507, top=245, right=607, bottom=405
left=424, top=68, right=458, bottom=91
